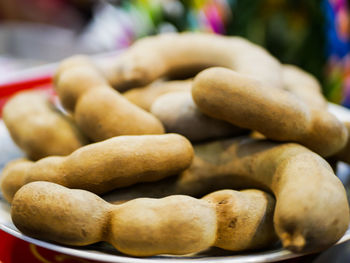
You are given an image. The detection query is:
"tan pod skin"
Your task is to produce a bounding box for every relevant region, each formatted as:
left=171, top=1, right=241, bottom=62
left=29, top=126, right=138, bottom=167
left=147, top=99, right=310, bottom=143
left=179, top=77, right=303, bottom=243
left=151, top=91, right=247, bottom=142
left=11, top=182, right=276, bottom=256
left=243, top=65, right=327, bottom=141
left=104, top=137, right=350, bottom=253
left=75, top=88, right=165, bottom=142
left=55, top=63, right=108, bottom=113
left=0, top=134, right=194, bottom=202
left=192, top=67, right=348, bottom=157
left=2, top=91, right=87, bottom=160
left=282, top=64, right=327, bottom=109
left=99, top=33, right=282, bottom=91
left=55, top=57, right=164, bottom=141
left=124, top=79, right=192, bottom=111
left=53, top=55, right=96, bottom=88
left=203, top=189, right=277, bottom=251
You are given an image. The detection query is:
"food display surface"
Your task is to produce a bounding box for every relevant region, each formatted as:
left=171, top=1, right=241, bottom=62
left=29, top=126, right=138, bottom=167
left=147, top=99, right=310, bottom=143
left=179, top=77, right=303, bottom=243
left=1, top=103, right=350, bottom=263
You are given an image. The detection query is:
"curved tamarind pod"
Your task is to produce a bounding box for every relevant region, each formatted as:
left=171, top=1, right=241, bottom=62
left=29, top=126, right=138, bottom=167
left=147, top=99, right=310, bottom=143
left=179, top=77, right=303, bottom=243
left=191, top=139, right=350, bottom=253
left=0, top=159, right=32, bottom=203
left=124, top=79, right=192, bottom=111
left=203, top=189, right=277, bottom=251
left=192, top=67, right=347, bottom=157
left=0, top=134, right=193, bottom=202
left=103, top=137, right=350, bottom=253
left=151, top=91, right=247, bottom=142
left=55, top=64, right=108, bottom=113
left=54, top=55, right=97, bottom=87
left=55, top=57, right=164, bottom=141
left=99, top=33, right=282, bottom=91
left=102, top=154, right=271, bottom=204
left=3, top=91, right=88, bottom=160
left=13, top=182, right=110, bottom=246
left=75, top=88, right=165, bottom=141
left=282, top=64, right=327, bottom=109
left=11, top=181, right=276, bottom=256
left=109, top=195, right=216, bottom=256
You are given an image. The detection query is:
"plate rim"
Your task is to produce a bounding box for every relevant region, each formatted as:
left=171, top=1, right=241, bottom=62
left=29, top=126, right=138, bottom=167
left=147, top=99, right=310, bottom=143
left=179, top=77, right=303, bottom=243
left=0, top=222, right=298, bottom=263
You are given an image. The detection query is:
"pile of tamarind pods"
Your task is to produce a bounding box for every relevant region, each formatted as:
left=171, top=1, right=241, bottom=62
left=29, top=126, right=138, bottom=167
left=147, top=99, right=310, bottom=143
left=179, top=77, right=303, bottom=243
left=1, top=32, right=350, bottom=257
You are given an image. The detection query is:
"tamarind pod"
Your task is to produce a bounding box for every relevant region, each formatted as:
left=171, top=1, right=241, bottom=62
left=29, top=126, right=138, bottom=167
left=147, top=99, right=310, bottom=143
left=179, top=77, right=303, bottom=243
left=102, top=152, right=270, bottom=204
left=150, top=92, right=247, bottom=142
left=12, top=182, right=110, bottom=246
left=55, top=65, right=108, bottom=112
left=0, top=159, right=32, bottom=203
left=109, top=195, right=216, bottom=256
left=75, top=87, right=165, bottom=142
left=99, top=33, right=282, bottom=91
left=194, top=138, right=350, bottom=253
left=104, top=137, right=349, bottom=253
left=11, top=181, right=276, bottom=256
left=102, top=149, right=280, bottom=204
left=192, top=67, right=347, bottom=157
left=282, top=65, right=327, bottom=109
left=3, top=91, right=88, bottom=160
left=55, top=58, right=165, bottom=141
left=203, top=189, right=277, bottom=251
left=123, top=79, right=192, bottom=111
left=11, top=182, right=216, bottom=256
left=1, top=134, right=194, bottom=202
left=102, top=156, right=216, bottom=204
left=54, top=55, right=98, bottom=87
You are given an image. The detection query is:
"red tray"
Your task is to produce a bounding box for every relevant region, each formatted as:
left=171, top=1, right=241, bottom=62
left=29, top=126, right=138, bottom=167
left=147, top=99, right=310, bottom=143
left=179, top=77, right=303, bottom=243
left=0, top=75, right=54, bottom=117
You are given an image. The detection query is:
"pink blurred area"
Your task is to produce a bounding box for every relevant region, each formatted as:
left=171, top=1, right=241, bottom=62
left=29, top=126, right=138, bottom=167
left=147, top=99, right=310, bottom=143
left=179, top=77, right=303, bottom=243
left=0, top=0, right=97, bottom=77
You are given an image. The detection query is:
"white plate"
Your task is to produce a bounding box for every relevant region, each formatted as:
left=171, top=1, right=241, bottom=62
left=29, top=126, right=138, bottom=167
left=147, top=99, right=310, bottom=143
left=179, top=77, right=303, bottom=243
left=1, top=103, right=350, bottom=263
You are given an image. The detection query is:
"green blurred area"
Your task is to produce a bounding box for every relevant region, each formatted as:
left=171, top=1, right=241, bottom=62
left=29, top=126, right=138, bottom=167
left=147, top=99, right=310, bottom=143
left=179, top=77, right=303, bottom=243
left=229, top=0, right=326, bottom=83
left=163, top=0, right=326, bottom=84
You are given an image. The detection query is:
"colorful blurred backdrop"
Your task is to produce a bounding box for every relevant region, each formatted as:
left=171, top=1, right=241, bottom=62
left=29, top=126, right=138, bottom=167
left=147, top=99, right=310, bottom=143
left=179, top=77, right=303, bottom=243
left=1, top=0, right=350, bottom=106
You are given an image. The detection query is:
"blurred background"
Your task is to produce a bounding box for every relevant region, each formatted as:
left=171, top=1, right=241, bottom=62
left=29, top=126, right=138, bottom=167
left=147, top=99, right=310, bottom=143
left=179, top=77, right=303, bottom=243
left=1, top=2, right=350, bottom=263
left=0, top=0, right=349, bottom=106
